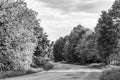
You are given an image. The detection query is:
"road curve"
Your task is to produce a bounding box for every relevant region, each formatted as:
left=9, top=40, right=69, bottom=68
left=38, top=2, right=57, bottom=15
left=2, top=63, right=103, bottom=80
left=3, top=68, right=102, bottom=80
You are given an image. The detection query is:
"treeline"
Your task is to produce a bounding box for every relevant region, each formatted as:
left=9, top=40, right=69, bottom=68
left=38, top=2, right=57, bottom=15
left=0, top=0, right=50, bottom=71
left=53, top=25, right=100, bottom=64
left=53, top=0, right=120, bottom=65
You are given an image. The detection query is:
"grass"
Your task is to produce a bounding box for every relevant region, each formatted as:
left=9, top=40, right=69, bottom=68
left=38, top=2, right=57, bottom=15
left=0, top=69, right=41, bottom=79
left=0, top=61, right=54, bottom=79
left=99, top=68, right=120, bottom=80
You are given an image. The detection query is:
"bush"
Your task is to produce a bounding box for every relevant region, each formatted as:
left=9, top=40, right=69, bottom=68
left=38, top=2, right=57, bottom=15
left=43, top=63, right=54, bottom=70
left=99, top=68, right=120, bottom=80
left=109, top=54, right=120, bottom=66
left=32, top=56, right=49, bottom=68
left=31, top=57, right=42, bottom=68
left=110, top=61, right=120, bottom=66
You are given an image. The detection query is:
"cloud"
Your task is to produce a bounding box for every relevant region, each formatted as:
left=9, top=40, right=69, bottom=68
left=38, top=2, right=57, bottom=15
left=37, top=0, right=114, bottom=13
left=25, top=0, right=114, bottom=41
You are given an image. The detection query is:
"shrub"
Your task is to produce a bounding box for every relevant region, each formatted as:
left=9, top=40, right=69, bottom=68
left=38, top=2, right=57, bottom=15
left=32, top=56, right=49, bottom=68
left=99, top=68, right=120, bottom=80
left=31, top=57, right=42, bottom=68
left=43, top=62, right=54, bottom=70
left=109, top=54, right=120, bottom=66
left=110, top=61, right=120, bottom=66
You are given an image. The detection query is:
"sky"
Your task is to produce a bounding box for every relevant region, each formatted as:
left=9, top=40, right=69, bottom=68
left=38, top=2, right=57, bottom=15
left=25, top=0, right=114, bottom=41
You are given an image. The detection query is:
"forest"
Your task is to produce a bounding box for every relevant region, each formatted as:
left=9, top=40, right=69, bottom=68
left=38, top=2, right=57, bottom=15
left=0, top=0, right=120, bottom=80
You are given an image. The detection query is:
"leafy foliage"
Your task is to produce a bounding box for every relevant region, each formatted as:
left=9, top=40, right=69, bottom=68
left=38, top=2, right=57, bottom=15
left=63, top=25, right=86, bottom=63
left=43, top=62, right=54, bottom=70
left=75, top=32, right=100, bottom=64
left=0, top=0, right=41, bottom=70
left=95, top=0, right=120, bottom=64
left=53, top=25, right=100, bottom=64
left=34, top=32, right=49, bottom=57
left=31, top=56, right=48, bottom=68
left=32, top=29, right=50, bottom=67
left=53, top=37, right=66, bottom=62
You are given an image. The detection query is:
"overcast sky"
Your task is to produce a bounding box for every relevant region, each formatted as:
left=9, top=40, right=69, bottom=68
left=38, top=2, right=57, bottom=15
left=25, top=0, right=114, bottom=41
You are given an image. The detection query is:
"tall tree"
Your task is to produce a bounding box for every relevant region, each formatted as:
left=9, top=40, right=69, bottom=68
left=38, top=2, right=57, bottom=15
left=53, top=37, right=66, bottom=62
left=95, top=11, right=114, bottom=63
left=95, top=0, right=120, bottom=63
left=0, top=0, right=42, bottom=70
left=75, top=31, right=100, bottom=64
left=63, top=25, right=86, bottom=63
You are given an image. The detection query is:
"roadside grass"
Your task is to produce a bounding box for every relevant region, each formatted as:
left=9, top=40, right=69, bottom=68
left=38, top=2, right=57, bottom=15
left=99, top=68, right=120, bottom=80
left=0, top=68, right=43, bottom=79
left=0, top=62, right=54, bottom=79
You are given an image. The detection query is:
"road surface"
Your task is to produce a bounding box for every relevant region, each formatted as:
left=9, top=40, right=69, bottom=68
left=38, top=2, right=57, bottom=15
left=3, top=63, right=103, bottom=80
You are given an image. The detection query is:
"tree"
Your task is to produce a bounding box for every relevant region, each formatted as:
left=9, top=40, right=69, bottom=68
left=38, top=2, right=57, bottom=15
left=34, top=32, right=50, bottom=57
left=61, top=25, right=100, bottom=64
left=95, top=0, right=120, bottom=64
left=32, top=31, right=50, bottom=67
left=47, top=41, right=54, bottom=60
left=0, top=0, right=41, bottom=70
left=63, top=25, right=87, bottom=63
left=75, top=31, right=100, bottom=64
left=53, top=37, right=66, bottom=62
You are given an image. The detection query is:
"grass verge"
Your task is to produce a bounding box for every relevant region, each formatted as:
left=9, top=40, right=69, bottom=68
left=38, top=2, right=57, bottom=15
left=0, top=68, right=43, bottom=79
left=99, top=68, right=120, bottom=80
